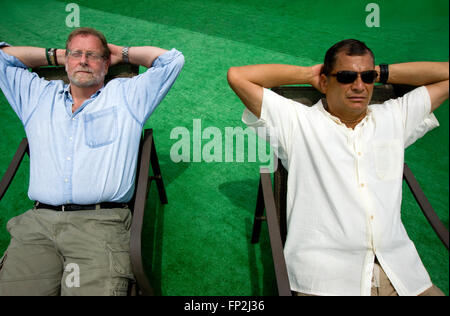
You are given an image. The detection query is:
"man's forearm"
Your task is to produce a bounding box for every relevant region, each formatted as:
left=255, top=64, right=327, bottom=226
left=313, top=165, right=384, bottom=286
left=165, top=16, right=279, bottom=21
left=378, top=61, right=449, bottom=112
left=1, top=46, right=47, bottom=68
left=1, top=46, right=66, bottom=68
left=107, top=44, right=168, bottom=68
left=229, top=64, right=315, bottom=88
left=377, top=62, right=449, bottom=86
left=128, top=46, right=168, bottom=68
left=227, top=64, right=320, bottom=118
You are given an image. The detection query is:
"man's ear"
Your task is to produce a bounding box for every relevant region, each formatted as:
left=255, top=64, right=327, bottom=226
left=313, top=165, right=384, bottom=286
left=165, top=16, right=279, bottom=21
left=319, top=74, right=328, bottom=93
left=104, top=57, right=111, bottom=73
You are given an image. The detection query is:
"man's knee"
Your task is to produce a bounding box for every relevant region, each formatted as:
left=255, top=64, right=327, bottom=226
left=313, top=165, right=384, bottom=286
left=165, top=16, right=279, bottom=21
left=419, top=285, right=446, bottom=296
left=0, top=247, right=63, bottom=296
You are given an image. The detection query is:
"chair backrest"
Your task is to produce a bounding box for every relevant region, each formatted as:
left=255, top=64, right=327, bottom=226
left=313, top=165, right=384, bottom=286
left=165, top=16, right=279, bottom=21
left=272, top=84, right=415, bottom=246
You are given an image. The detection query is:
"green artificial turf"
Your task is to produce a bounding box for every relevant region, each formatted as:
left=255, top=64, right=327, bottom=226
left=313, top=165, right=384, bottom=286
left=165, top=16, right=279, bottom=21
left=0, top=0, right=448, bottom=295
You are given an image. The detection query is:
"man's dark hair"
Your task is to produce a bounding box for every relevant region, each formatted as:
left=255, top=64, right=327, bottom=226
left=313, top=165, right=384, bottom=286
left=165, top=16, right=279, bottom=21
left=321, top=39, right=375, bottom=76
left=65, top=27, right=111, bottom=60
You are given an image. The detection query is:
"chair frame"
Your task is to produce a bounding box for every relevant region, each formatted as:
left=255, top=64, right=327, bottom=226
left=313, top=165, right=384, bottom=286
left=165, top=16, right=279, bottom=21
left=251, top=84, right=450, bottom=296
left=128, top=128, right=168, bottom=296
left=0, top=64, right=168, bottom=296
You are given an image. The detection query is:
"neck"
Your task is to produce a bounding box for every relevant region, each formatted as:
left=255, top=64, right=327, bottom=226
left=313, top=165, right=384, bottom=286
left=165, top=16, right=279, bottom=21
left=323, top=99, right=367, bottom=129
left=69, top=82, right=103, bottom=112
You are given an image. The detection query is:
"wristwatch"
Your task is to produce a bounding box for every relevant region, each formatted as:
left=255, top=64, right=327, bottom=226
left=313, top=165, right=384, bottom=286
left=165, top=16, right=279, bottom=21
left=122, top=46, right=130, bottom=63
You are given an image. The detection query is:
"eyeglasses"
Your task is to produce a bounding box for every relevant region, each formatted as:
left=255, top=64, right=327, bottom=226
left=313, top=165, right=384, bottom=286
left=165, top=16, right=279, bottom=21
left=67, top=50, right=105, bottom=61
left=330, top=70, right=378, bottom=84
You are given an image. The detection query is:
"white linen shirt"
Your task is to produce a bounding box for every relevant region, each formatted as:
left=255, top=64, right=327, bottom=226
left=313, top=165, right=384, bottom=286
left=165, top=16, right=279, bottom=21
left=242, top=86, right=439, bottom=296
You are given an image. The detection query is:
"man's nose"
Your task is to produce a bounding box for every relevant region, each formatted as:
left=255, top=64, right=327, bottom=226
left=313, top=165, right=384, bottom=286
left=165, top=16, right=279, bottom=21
left=79, top=53, right=88, bottom=65
left=351, top=75, right=365, bottom=91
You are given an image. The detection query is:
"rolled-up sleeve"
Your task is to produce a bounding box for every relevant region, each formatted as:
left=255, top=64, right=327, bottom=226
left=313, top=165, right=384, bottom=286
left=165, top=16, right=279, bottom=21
left=0, top=42, right=49, bottom=124
left=385, top=86, right=440, bottom=148
left=122, top=48, right=185, bottom=124
left=242, top=88, right=303, bottom=161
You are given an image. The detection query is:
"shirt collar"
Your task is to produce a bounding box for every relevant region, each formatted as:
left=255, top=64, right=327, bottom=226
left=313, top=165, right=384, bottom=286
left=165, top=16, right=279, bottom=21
left=316, top=98, right=372, bottom=129
left=59, top=84, right=105, bottom=117
left=59, top=83, right=105, bottom=100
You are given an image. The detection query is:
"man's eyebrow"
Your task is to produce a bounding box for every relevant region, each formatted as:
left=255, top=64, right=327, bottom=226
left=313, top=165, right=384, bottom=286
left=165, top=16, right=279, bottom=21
left=70, top=49, right=103, bottom=53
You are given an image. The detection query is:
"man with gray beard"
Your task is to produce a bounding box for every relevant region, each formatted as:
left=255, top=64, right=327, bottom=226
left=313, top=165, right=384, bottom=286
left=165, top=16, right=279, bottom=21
left=0, top=27, right=184, bottom=295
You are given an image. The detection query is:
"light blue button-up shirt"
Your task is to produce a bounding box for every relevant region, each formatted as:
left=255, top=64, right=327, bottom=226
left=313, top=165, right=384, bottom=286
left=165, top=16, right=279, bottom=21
left=0, top=43, right=184, bottom=205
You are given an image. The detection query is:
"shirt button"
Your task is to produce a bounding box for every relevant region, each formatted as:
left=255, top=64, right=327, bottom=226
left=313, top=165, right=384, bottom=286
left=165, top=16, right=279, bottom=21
left=64, top=178, right=69, bottom=183
left=67, top=157, right=71, bottom=161
left=360, top=183, right=365, bottom=188
left=69, top=137, right=73, bottom=141
left=370, top=215, right=374, bottom=220
left=357, top=152, right=362, bottom=156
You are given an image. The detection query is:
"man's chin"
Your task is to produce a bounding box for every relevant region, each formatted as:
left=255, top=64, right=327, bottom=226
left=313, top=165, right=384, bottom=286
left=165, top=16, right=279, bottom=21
left=346, top=99, right=369, bottom=109
left=69, top=76, right=103, bottom=88
left=71, top=80, right=98, bottom=88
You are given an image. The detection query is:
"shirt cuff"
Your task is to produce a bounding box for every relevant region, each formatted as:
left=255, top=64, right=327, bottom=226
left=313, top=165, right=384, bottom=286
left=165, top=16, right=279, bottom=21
left=151, top=48, right=183, bottom=68
left=242, top=108, right=260, bottom=126
left=404, top=86, right=440, bottom=148
left=404, top=112, right=439, bottom=148
left=241, top=88, right=268, bottom=128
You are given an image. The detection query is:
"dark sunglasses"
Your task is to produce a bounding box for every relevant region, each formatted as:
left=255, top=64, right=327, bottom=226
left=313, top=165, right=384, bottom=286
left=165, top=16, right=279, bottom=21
left=330, top=70, right=378, bottom=84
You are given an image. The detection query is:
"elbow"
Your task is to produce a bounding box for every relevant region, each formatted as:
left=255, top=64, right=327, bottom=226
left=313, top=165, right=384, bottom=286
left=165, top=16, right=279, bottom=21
left=445, top=62, right=449, bottom=80
left=177, top=52, right=185, bottom=67
left=439, top=62, right=449, bottom=81
left=227, top=66, right=240, bottom=88
left=227, top=67, right=235, bottom=85
left=437, top=63, right=449, bottom=86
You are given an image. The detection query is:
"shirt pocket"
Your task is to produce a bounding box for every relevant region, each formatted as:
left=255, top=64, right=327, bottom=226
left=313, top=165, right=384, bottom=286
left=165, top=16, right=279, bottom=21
left=372, top=139, right=403, bottom=181
left=83, top=107, right=118, bottom=148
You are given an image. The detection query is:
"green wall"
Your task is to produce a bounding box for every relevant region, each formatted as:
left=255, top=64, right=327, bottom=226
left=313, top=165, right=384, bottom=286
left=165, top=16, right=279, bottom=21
left=0, top=0, right=448, bottom=295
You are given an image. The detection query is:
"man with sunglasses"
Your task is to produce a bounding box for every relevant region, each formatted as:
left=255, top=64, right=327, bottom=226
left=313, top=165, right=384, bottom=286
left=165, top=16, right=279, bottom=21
left=0, top=27, right=184, bottom=295
left=228, top=39, right=448, bottom=296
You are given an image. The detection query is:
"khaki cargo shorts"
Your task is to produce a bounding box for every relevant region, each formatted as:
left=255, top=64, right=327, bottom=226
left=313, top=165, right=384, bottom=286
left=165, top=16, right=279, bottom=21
left=0, top=206, right=134, bottom=296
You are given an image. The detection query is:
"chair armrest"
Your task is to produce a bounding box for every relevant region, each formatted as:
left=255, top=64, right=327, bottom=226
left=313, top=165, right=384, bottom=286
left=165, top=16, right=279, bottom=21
left=403, top=163, right=449, bottom=250
left=130, top=129, right=154, bottom=296
left=259, top=168, right=292, bottom=296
